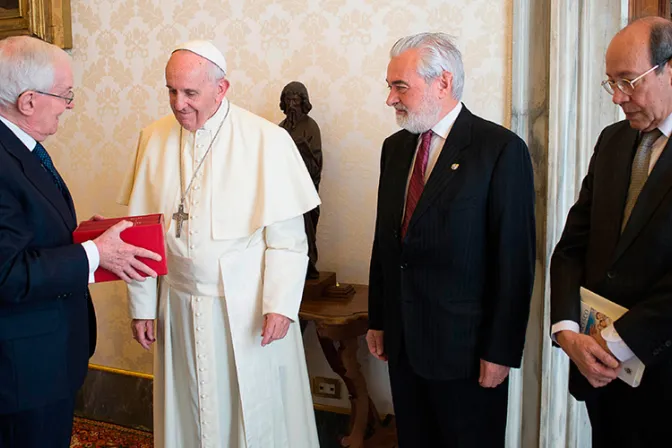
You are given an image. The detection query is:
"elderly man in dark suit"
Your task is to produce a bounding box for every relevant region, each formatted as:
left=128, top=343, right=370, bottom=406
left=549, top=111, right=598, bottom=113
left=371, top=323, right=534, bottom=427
left=366, top=32, right=536, bottom=447
left=551, top=16, right=672, bottom=448
left=0, top=36, right=161, bottom=448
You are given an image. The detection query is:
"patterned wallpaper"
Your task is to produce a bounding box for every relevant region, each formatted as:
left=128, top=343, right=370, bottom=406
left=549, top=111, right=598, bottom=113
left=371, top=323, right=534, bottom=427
left=47, top=0, right=512, bottom=406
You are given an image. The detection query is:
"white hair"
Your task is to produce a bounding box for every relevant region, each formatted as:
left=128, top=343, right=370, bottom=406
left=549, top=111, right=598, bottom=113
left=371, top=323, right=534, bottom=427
left=0, top=36, right=66, bottom=108
left=390, top=32, right=465, bottom=100
left=207, top=63, right=226, bottom=83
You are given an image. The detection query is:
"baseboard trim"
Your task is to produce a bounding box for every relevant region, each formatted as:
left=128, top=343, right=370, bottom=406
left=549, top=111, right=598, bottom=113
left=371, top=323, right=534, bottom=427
left=85, top=364, right=352, bottom=418
left=88, top=363, right=153, bottom=380
left=76, top=366, right=153, bottom=431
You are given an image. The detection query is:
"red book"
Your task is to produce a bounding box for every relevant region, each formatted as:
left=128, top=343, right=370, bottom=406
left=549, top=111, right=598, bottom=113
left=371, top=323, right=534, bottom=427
left=72, top=213, right=168, bottom=283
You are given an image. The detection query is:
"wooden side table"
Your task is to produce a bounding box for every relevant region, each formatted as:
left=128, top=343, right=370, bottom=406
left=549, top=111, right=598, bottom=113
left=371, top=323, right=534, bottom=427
left=300, top=284, right=397, bottom=448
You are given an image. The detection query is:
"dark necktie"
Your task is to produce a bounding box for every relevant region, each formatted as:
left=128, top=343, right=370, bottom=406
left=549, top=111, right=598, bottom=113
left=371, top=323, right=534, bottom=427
left=401, top=130, right=433, bottom=238
left=32, top=142, right=65, bottom=195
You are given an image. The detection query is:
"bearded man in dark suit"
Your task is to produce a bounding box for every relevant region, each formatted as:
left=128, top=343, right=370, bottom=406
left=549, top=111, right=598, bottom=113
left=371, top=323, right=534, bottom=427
left=366, top=32, right=536, bottom=447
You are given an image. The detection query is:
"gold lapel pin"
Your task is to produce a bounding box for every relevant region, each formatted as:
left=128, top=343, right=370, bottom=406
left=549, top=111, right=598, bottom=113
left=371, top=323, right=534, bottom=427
left=451, top=163, right=459, bottom=170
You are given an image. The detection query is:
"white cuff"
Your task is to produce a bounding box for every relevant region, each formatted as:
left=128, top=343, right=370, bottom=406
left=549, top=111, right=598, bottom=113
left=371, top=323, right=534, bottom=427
left=551, top=320, right=580, bottom=344
left=601, top=324, right=635, bottom=362
left=81, top=240, right=100, bottom=284
left=127, top=278, right=159, bottom=320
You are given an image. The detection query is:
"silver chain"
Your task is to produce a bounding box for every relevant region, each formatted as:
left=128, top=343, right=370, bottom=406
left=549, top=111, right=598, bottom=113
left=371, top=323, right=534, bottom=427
left=178, top=100, right=231, bottom=208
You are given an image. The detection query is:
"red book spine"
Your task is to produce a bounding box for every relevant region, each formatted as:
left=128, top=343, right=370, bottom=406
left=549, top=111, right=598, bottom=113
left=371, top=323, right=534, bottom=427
left=72, top=214, right=168, bottom=283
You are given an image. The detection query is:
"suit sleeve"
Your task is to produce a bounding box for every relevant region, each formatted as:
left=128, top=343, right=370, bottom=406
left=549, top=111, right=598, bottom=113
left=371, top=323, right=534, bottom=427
left=481, top=137, right=536, bottom=367
left=368, top=142, right=388, bottom=331
left=549, top=133, right=604, bottom=330
left=0, top=188, right=89, bottom=304
left=614, top=262, right=672, bottom=367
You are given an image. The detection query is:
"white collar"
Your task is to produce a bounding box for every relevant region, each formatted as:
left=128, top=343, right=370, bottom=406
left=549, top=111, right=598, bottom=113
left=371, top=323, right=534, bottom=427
left=200, top=99, right=230, bottom=133
left=655, top=112, right=672, bottom=138
left=0, top=114, right=37, bottom=151
left=429, top=101, right=463, bottom=139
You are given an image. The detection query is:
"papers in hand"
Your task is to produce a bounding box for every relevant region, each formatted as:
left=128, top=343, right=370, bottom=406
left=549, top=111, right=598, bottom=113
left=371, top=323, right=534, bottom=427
left=579, top=287, right=645, bottom=387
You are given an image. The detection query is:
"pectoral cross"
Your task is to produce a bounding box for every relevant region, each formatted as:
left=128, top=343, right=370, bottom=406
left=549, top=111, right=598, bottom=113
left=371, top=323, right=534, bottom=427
left=172, top=203, right=189, bottom=238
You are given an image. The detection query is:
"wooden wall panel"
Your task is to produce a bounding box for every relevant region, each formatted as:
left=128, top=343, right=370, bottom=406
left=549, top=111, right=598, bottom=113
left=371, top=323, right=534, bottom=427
left=629, top=0, right=670, bottom=20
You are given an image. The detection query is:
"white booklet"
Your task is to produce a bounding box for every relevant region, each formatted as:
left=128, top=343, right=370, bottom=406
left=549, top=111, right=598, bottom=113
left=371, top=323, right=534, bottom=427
left=579, top=287, right=645, bottom=387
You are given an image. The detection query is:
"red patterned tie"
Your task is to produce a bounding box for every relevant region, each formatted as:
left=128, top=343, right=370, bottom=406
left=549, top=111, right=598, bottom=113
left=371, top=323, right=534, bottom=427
left=401, top=130, right=433, bottom=238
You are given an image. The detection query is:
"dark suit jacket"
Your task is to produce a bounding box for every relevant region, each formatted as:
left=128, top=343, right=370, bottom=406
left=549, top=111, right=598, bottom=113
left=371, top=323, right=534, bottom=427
left=0, top=119, right=96, bottom=415
left=551, top=120, right=672, bottom=400
left=368, top=105, right=536, bottom=380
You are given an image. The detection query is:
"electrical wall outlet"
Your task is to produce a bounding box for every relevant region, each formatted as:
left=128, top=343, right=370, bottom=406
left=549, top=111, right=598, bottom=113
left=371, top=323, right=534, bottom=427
left=312, top=376, right=341, bottom=399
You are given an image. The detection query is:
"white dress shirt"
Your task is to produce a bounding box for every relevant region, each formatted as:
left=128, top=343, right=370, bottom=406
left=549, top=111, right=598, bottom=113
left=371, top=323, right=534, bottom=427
left=551, top=112, right=672, bottom=362
left=0, top=114, right=99, bottom=283
left=403, top=102, right=463, bottom=212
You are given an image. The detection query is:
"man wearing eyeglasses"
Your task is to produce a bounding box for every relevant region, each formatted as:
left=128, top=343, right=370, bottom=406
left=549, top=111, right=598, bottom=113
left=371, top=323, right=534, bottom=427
left=551, top=16, right=672, bottom=447
left=0, top=36, right=162, bottom=447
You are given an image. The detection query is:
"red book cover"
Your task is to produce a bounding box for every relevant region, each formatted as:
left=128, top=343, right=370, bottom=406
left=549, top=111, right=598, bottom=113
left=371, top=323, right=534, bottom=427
left=72, top=213, right=168, bottom=283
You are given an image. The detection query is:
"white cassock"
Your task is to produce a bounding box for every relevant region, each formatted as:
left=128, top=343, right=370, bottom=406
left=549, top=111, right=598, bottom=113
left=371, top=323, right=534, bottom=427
left=117, top=99, right=321, bottom=448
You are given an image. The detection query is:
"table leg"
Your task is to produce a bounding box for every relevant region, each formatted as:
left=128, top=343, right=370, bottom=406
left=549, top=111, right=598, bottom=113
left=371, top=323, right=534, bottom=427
left=316, top=324, right=396, bottom=447
left=316, top=333, right=366, bottom=448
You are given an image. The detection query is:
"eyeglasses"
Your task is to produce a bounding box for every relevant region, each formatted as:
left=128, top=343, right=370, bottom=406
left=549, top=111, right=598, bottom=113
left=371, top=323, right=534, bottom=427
left=601, top=65, right=659, bottom=96
left=34, top=90, right=74, bottom=105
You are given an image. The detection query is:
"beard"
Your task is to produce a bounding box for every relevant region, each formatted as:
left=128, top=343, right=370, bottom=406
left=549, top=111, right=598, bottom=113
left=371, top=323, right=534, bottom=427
left=394, top=90, right=442, bottom=134
left=282, top=107, right=301, bottom=130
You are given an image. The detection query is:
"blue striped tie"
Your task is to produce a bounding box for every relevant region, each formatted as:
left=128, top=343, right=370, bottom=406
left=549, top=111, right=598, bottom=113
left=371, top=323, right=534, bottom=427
left=33, top=142, right=65, bottom=195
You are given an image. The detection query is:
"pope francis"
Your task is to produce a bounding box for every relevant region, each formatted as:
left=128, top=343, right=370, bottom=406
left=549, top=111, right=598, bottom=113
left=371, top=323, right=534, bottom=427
left=117, top=40, right=321, bottom=448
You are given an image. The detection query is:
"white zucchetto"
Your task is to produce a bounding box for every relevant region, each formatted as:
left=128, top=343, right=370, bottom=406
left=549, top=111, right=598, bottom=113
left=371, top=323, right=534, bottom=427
left=172, top=40, right=227, bottom=75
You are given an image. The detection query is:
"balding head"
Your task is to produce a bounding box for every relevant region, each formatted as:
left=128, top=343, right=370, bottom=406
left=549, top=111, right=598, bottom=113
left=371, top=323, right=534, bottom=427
left=605, top=17, right=672, bottom=131
left=610, top=17, right=672, bottom=71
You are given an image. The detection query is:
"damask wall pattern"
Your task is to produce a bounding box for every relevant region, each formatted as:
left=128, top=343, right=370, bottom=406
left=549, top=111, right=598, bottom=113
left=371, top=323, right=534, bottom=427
left=47, top=0, right=512, bottom=402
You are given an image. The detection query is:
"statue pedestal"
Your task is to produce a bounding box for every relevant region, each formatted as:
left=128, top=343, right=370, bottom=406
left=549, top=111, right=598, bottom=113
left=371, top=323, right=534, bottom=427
left=302, top=271, right=355, bottom=301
